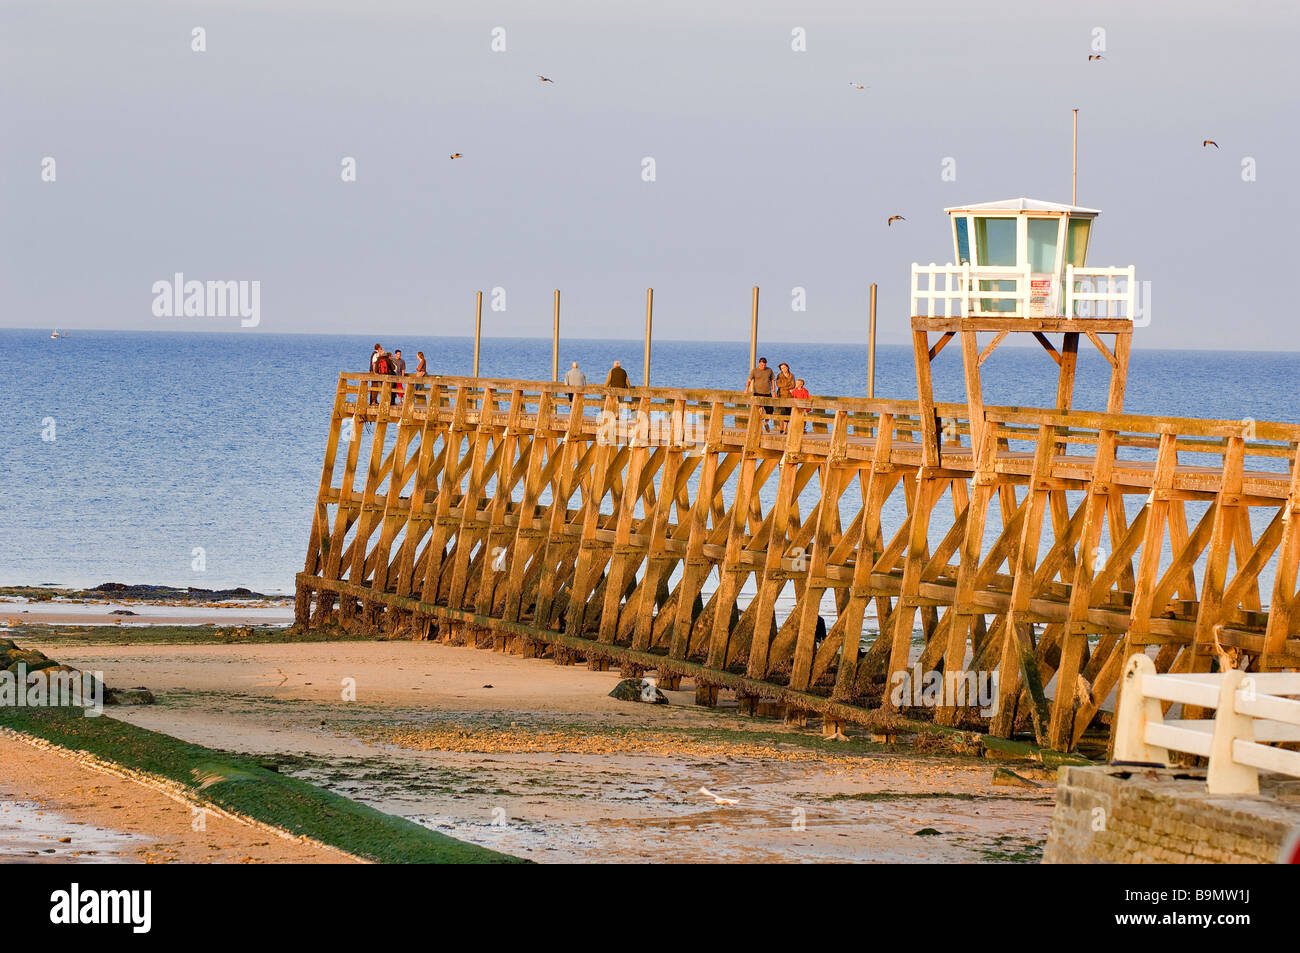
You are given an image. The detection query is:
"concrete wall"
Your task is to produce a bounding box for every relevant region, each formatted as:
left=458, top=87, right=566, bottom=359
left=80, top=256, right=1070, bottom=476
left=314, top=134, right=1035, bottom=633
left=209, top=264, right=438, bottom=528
left=1045, top=765, right=1300, bottom=864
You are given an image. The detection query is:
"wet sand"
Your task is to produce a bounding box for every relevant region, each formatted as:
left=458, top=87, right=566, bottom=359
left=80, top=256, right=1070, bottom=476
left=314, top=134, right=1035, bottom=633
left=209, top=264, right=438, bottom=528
left=2, top=600, right=292, bottom=627
left=0, top=732, right=356, bottom=864
left=26, top=637, right=1057, bottom=863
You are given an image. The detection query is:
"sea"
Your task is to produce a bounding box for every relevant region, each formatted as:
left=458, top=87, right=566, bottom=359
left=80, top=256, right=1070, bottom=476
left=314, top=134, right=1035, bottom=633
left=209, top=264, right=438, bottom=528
left=1, top=328, right=1294, bottom=596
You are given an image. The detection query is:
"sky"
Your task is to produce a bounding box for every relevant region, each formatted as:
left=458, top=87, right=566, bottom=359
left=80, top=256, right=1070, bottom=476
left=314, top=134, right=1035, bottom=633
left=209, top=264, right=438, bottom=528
left=1, top=0, right=1295, bottom=348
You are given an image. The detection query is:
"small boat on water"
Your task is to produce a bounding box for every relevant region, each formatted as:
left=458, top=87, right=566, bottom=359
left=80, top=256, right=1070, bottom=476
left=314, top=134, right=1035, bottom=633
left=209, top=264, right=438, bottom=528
left=50, top=329, right=66, bottom=339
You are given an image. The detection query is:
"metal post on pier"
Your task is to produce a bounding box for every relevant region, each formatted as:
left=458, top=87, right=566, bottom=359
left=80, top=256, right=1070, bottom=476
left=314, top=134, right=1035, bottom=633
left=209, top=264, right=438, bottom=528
left=748, top=286, right=759, bottom=374
left=552, top=289, right=560, bottom=382
left=868, top=283, right=877, bottom=398
left=1072, top=108, right=1079, bottom=205
left=473, top=290, right=483, bottom=377
left=644, top=288, right=653, bottom=387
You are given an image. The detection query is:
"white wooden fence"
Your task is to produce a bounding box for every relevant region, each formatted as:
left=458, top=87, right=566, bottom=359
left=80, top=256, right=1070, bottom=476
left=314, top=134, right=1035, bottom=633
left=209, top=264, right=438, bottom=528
left=1065, top=264, right=1138, bottom=320
left=1114, top=653, right=1300, bottom=795
left=910, top=262, right=1139, bottom=320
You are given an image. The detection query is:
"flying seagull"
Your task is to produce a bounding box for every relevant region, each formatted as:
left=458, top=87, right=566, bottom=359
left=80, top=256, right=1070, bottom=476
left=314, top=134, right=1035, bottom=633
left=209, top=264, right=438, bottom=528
left=1087, top=54, right=1104, bottom=61
left=538, top=75, right=554, bottom=83
left=697, top=786, right=738, bottom=806
left=449, top=153, right=463, bottom=159
left=1202, top=139, right=1219, bottom=149
left=849, top=82, right=867, bottom=89
left=887, top=215, right=906, bottom=227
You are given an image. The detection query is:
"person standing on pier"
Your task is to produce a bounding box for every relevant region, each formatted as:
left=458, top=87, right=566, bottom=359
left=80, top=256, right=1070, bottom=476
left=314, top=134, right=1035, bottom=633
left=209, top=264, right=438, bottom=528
left=414, top=351, right=428, bottom=377
left=774, top=362, right=796, bottom=434
left=745, top=357, right=776, bottom=431
left=369, top=343, right=383, bottom=404
left=605, top=361, right=629, bottom=389
left=565, top=361, right=587, bottom=409
left=372, top=349, right=396, bottom=405
left=391, top=349, right=406, bottom=405
left=790, top=378, right=810, bottom=432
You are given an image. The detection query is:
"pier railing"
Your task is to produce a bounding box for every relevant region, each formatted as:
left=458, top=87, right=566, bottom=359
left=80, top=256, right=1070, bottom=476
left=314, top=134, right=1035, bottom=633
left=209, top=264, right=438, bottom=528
left=297, top=373, right=1300, bottom=751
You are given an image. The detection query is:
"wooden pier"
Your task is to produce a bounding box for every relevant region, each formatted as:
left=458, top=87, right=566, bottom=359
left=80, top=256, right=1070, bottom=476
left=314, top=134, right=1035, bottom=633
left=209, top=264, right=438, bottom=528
left=295, top=347, right=1300, bottom=751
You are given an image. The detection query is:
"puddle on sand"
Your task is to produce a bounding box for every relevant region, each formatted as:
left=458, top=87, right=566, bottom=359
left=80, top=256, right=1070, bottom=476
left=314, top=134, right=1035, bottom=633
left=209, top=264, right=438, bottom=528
left=0, top=799, right=149, bottom=863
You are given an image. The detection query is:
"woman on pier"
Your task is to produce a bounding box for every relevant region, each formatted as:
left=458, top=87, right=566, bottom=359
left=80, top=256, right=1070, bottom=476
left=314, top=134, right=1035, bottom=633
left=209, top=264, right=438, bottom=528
left=775, top=362, right=796, bottom=434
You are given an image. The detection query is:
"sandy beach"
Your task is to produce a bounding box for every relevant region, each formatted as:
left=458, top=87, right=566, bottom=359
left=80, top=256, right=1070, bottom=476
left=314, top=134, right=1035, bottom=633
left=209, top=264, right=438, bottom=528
left=17, top=632, right=1057, bottom=863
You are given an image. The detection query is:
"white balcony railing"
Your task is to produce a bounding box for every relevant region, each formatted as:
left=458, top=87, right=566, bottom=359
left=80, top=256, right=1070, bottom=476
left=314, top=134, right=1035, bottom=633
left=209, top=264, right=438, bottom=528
left=911, top=262, right=1138, bottom=320
left=1114, top=653, right=1300, bottom=795
left=1066, top=265, right=1138, bottom=320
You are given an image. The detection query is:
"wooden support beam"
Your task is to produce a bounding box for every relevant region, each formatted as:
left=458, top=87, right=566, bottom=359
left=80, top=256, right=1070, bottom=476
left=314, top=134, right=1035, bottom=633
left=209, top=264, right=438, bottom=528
left=1032, top=332, right=1063, bottom=367
left=928, top=331, right=956, bottom=360
left=977, top=331, right=1009, bottom=367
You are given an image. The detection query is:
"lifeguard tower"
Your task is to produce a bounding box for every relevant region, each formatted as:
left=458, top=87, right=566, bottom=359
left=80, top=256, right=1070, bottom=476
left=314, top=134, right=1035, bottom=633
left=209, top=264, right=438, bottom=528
left=909, top=197, right=1138, bottom=459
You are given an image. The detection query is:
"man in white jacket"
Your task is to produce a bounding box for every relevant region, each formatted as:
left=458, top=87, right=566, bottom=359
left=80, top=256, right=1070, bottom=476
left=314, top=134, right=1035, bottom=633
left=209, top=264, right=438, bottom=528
left=564, top=361, right=586, bottom=409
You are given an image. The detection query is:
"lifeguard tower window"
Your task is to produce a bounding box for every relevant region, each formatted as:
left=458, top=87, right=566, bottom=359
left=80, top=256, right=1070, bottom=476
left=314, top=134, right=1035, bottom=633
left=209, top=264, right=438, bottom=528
left=1027, top=218, right=1059, bottom=273
left=955, top=217, right=971, bottom=265
left=975, top=217, right=1016, bottom=311
left=974, top=218, right=1015, bottom=266
left=1066, top=217, right=1091, bottom=267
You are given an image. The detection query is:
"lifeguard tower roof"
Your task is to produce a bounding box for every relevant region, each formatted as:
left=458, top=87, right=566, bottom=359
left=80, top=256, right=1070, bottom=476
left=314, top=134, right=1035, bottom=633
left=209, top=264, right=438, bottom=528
left=943, top=197, right=1100, bottom=217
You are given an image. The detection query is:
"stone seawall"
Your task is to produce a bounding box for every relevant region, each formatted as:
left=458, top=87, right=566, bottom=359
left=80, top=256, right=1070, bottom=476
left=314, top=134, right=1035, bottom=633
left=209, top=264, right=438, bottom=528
left=1044, top=765, right=1300, bottom=863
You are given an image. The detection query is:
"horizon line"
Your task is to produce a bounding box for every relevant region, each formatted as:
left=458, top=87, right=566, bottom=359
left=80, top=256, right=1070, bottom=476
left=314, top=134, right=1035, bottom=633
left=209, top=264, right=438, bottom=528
left=3, top=326, right=1294, bottom=356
